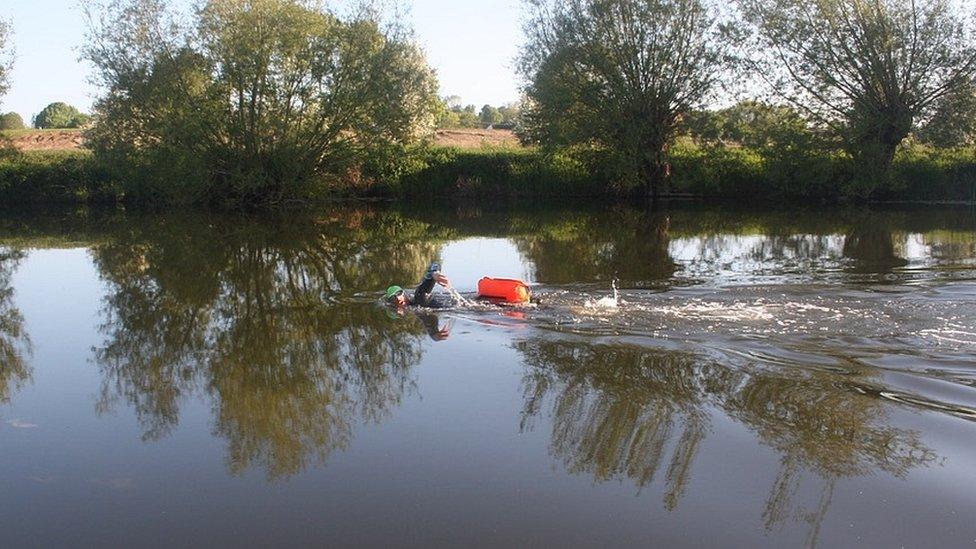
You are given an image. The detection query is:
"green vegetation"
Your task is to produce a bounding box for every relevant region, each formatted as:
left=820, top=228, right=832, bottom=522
left=82, top=0, right=439, bottom=207
left=33, top=102, right=90, bottom=129
left=2, top=0, right=976, bottom=207
left=0, top=19, right=10, bottom=102
left=2, top=143, right=975, bottom=205
left=0, top=112, right=24, bottom=131
left=375, top=146, right=600, bottom=199
left=0, top=150, right=120, bottom=204
left=437, top=96, right=522, bottom=130
left=519, top=0, right=728, bottom=199
left=738, top=0, right=976, bottom=193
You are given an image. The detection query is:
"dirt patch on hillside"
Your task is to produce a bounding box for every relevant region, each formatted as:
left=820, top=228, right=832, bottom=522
left=6, top=130, right=85, bottom=151
left=6, top=128, right=523, bottom=152
left=433, top=129, right=522, bottom=149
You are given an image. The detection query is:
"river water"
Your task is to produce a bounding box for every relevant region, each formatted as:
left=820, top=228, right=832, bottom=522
left=0, top=205, right=973, bottom=547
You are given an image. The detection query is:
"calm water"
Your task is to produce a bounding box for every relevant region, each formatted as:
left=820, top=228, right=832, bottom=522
left=0, top=205, right=974, bottom=547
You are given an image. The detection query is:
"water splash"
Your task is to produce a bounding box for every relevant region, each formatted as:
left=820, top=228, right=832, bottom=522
left=583, top=280, right=623, bottom=310
left=448, top=286, right=477, bottom=307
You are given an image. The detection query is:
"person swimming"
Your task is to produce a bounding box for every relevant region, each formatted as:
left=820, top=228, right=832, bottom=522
left=385, top=263, right=454, bottom=309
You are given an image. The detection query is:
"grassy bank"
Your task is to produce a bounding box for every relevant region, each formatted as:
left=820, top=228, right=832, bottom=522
left=0, top=150, right=122, bottom=204
left=2, top=144, right=975, bottom=206
left=669, top=144, right=976, bottom=203
left=379, top=144, right=976, bottom=204
left=371, top=146, right=603, bottom=199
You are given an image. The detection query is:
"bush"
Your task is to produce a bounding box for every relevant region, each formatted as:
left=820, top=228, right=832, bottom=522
left=888, top=147, right=976, bottom=202
left=0, top=112, right=25, bottom=130
left=376, top=146, right=599, bottom=199
left=0, top=151, right=120, bottom=204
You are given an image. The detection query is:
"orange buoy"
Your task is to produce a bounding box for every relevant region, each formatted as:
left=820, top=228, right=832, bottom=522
left=478, top=277, right=532, bottom=304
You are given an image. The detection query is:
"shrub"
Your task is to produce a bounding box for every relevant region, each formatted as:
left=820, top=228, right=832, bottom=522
left=0, top=112, right=25, bottom=130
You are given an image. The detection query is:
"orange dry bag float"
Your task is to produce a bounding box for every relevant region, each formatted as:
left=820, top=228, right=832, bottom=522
left=478, top=277, right=532, bottom=304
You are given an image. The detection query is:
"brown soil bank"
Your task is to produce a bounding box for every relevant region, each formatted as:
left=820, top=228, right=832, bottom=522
left=6, top=128, right=520, bottom=152
left=433, top=128, right=521, bottom=149
left=6, top=130, right=85, bottom=151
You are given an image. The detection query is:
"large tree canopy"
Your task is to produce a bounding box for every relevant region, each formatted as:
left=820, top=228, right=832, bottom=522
left=82, top=0, right=439, bottom=206
left=737, top=0, right=976, bottom=193
left=519, top=0, right=728, bottom=198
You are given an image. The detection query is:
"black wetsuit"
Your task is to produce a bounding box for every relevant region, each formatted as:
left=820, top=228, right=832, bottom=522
left=409, top=275, right=451, bottom=309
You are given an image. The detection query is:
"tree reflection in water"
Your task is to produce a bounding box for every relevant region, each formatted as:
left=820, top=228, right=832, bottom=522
left=92, top=211, right=452, bottom=479
left=843, top=224, right=909, bottom=273
left=516, top=338, right=937, bottom=546
left=0, top=247, right=29, bottom=404
left=513, top=209, right=676, bottom=285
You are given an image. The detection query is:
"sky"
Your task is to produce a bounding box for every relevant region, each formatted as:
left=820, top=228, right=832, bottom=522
left=0, top=0, right=524, bottom=120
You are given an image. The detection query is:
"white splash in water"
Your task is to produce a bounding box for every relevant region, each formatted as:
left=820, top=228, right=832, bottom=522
left=447, top=286, right=476, bottom=307
left=650, top=300, right=775, bottom=322
left=583, top=280, right=622, bottom=310
left=920, top=327, right=976, bottom=345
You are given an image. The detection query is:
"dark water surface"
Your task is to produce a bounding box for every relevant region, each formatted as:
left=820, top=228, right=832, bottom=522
left=0, top=205, right=974, bottom=547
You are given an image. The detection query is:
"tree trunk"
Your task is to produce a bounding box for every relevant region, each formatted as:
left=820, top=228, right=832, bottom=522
left=638, top=142, right=671, bottom=203
left=849, top=111, right=912, bottom=199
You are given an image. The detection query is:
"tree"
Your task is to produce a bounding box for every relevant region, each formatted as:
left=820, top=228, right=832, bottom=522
left=0, top=112, right=25, bottom=130
left=82, top=0, right=439, bottom=205
left=683, top=101, right=813, bottom=149
left=737, top=0, right=976, bottom=195
left=33, top=102, right=90, bottom=129
left=457, top=109, right=480, bottom=128
left=479, top=104, right=502, bottom=127
left=0, top=19, right=11, bottom=104
left=520, top=0, right=728, bottom=199
left=498, top=102, right=522, bottom=126
left=916, top=81, right=976, bottom=148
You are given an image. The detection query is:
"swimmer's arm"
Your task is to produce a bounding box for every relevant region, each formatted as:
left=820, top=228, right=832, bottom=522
left=414, top=273, right=451, bottom=307
left=417, top=313, right=451, bottom=341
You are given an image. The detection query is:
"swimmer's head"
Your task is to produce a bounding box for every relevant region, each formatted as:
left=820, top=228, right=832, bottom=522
left=385, top=286, right=407, bottom=307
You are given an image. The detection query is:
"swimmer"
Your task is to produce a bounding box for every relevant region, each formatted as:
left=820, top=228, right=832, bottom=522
left=385, top=263, right=453, bottom=310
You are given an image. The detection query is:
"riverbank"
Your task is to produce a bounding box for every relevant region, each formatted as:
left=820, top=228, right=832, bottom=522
left=1, top=140, right=975, bottom=206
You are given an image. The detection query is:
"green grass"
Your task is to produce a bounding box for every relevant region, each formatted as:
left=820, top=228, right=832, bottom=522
left=0, top=149, right=123, bottom=205
left=371, top=146, right=603, bottom=200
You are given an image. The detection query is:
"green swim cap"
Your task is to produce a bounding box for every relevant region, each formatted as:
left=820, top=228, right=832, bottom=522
left=385, top=286, right=404, bottom=302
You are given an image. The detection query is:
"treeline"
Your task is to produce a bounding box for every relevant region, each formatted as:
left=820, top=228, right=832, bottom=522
left=518, top=0, right=976, bottom=201
left=437, top=97, right=522, bottom=130
left=2, top=0, right=976, bottom=207
left=0, top=103, right=91, bottom=131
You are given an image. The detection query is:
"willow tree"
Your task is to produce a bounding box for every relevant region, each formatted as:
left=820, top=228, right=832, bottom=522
left=737, top=0, right=976, bottom=194
left=0, top=19, right=10, bottom=103
left=519, top=0, right=728, bottom=199
left=82, top=0, right=439, bottom=205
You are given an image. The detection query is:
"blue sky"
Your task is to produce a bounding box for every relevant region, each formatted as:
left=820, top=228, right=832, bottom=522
left=1, top=0, right=524, bottom=120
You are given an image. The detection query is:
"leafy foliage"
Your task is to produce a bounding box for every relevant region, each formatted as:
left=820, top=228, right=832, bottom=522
left=520, top=0, right=729, bottom=197
left=33, top=102, right=90, bottom=129
left=0, top=19, right=10, bottom=103
left=737, top=0, right=976, bottom=195
left=435, top=97, right=522, bottom=129
left=82, top=0, right=440, bottom=206
left=916, top=81, right=976, bottom=148
left=0, top=112, right=26, bottom=130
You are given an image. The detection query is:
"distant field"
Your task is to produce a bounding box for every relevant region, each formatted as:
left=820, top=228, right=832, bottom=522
left=2, top=129, right=84, bottom=151
left=3, top=127, right=521, bottom=152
